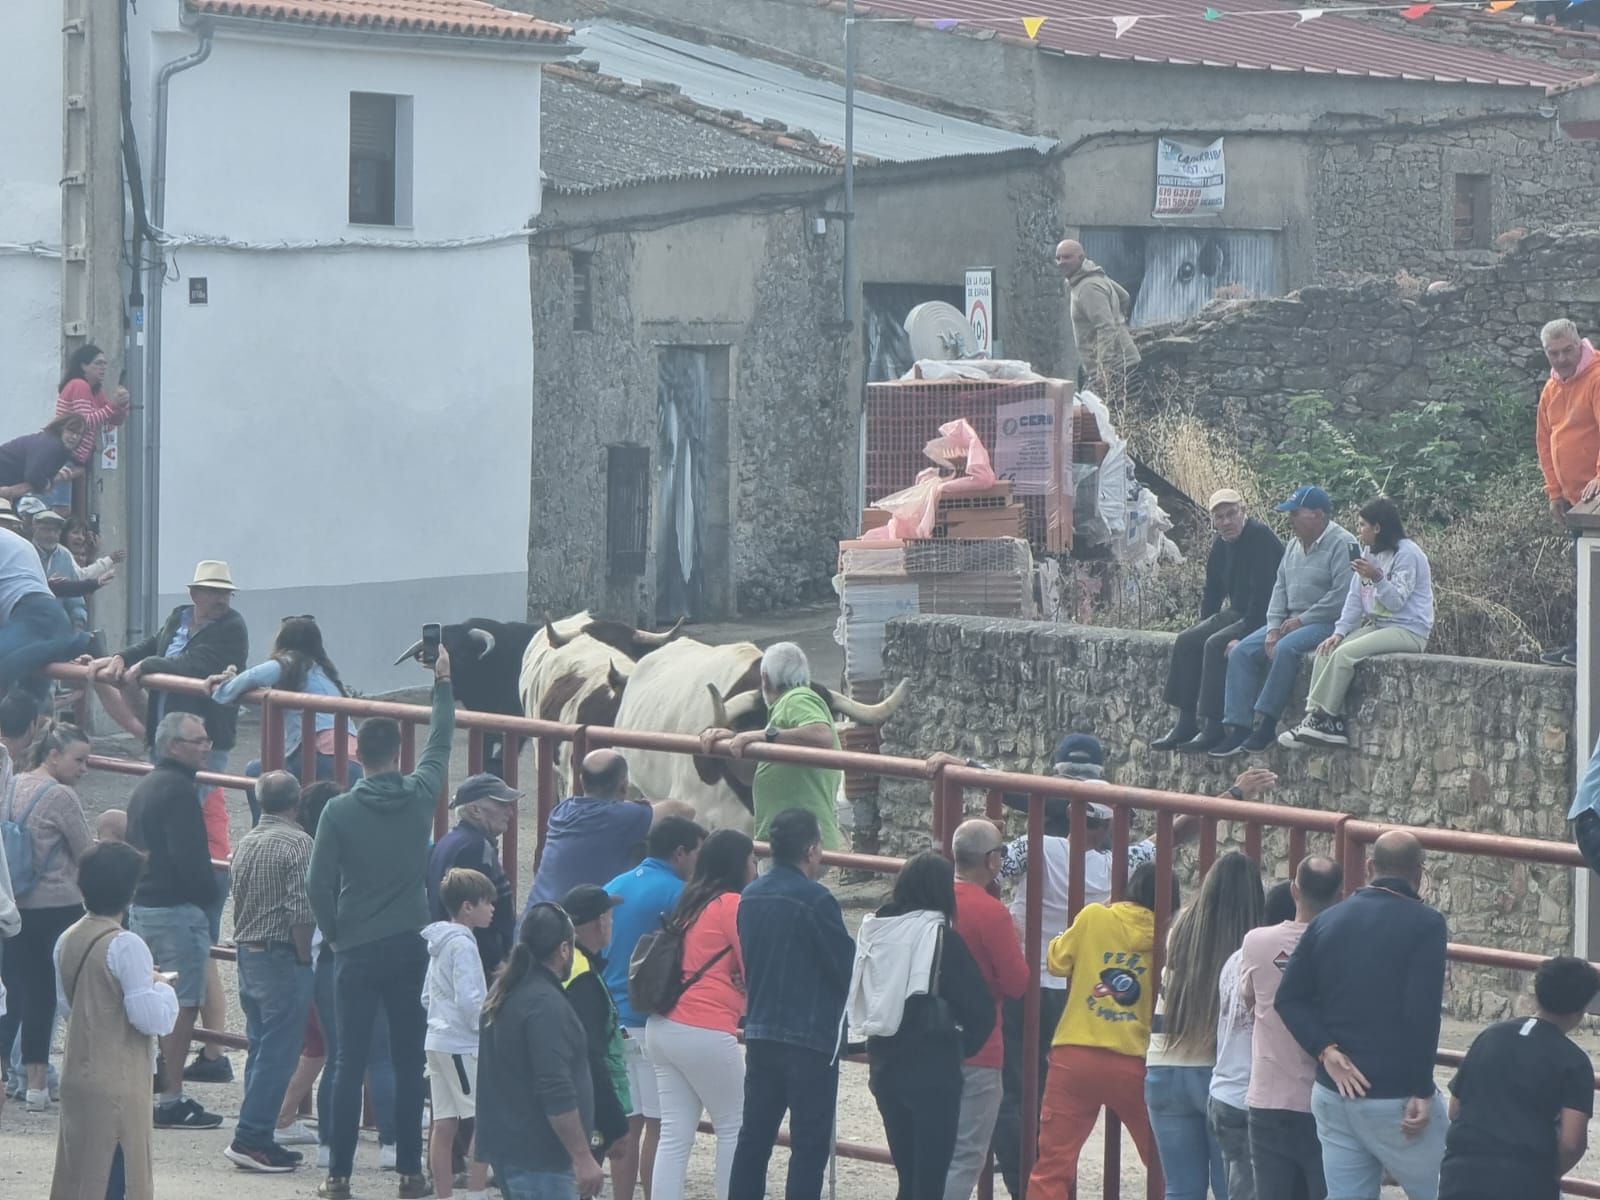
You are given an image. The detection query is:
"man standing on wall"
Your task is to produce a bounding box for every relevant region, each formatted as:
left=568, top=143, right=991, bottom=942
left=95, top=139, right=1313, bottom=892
left=1150, top=490, right=1283, bottom=753
left=1534, top=317, right=1600, bottom=667
left=1054, top=239, right=1141, bottom=395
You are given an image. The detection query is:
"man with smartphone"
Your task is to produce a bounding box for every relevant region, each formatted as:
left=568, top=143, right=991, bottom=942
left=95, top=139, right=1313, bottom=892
left=308, top=637, right=454, bottom=1200
left=1210, top=485, right=1358, bottom=756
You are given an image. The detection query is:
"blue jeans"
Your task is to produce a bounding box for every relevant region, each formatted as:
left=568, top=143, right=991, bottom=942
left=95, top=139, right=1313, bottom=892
left=329, top=932, right=428, bottom=1176
left=495, top=1165, right=576, bottom=1200
left=236, top=944, right=314, bottom=1149
left=730, top=1040, right=840, bottom=1200
left=245, top=754, right=362, bottom=824
left=314, top=945, right=396, bottom=1145
left=1146, top=1064, right=1230, bottom=1200
left=1311, top=1085, right=1446, bottom=1200
left=1223, top=622, right=1333, bottom=727
left=0, top=593, right=89, bottom=692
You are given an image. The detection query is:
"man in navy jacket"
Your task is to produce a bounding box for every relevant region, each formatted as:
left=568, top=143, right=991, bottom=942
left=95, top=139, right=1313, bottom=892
left=1277, top=830, right=1449, bottom=1200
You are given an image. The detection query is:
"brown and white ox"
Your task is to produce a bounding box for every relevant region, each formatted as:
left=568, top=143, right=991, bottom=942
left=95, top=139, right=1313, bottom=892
left=612, top=637, right=907, bottom=831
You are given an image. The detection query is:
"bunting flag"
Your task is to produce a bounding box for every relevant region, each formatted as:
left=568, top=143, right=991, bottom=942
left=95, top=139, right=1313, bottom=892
left=1295, top=7, right=1326, bottom=20
left=1488, top=0, right=1516, bottom=7
left=932, top=17, right=959, bottom=28
left=1402, top=2, right=1434, bottom=14
left=851, top=0, right=1532, bottom=32
left=1113, top=13, right=1142, bottom=34
left=1021, top=15, right=1047, bottom=36
left=1204, top=7, right=1223, bottom=16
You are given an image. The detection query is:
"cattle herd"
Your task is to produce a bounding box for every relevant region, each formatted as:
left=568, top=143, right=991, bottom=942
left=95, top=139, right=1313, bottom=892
left=393, top=612, right=906, bottom=831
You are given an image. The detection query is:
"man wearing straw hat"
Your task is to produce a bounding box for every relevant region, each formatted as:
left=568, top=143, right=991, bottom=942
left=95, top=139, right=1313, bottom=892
left=87, top=560, right=248, bottom=773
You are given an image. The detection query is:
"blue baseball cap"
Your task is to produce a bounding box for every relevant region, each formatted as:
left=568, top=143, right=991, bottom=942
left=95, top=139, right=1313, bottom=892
left=1275, top=485, right=1331, bottom=513
left=1053, top=733, right=1104, bottom=766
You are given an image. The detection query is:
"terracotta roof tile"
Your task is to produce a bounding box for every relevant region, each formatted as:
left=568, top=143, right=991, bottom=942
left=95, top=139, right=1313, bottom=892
left=185, top=0, right=569, bottom=43
left=849, top=0, right=1589, bottom=86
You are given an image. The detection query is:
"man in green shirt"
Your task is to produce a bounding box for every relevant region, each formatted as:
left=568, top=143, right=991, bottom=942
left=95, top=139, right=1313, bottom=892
left=722, top=642, right=844, bottom=850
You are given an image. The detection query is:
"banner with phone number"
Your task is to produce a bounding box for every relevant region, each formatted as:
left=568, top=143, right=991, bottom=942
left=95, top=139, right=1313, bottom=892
left=1154, top=137, right=1225, bottom=218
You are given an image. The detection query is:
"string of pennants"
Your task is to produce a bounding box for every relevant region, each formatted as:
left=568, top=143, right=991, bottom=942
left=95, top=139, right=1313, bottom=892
left=852, top=0, right=1574, bottom=40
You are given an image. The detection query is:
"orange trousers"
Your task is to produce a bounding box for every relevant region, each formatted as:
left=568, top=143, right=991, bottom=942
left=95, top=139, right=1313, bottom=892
left=1027, top=1044, right=1161, bottom=1199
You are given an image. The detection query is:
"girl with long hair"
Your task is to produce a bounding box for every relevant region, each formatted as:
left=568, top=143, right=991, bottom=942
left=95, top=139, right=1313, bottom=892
left=1144, top=851, right=1266, bottom=1200
left=858, top=850, right=995, bottom=1200
left=645, top=828, right=757, bottom=1200
left=1285, top=496, right=1434, bottom=750
left=208, top=616, right=362, bottom=811
left=0, top=413, right=89, bottom=501
left=50, top=344, right=130, bottom=509
left=0, top=723, right=95, bottom=1110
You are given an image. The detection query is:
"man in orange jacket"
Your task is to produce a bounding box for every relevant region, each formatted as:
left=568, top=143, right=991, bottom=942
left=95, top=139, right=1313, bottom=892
left=1536, top=317, right=1600, bottom=666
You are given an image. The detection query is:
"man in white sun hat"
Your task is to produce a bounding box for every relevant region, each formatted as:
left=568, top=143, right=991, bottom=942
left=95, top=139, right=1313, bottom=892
left=88, top=560, right=248, bottom=772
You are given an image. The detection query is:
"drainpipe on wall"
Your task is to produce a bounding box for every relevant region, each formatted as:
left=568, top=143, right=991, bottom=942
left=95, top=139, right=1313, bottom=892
left=136, top=24, right=212, bottom=632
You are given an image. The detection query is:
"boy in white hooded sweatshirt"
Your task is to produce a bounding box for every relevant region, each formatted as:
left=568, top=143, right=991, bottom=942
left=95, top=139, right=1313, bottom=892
left=423, top=867, right=496, bottom=1199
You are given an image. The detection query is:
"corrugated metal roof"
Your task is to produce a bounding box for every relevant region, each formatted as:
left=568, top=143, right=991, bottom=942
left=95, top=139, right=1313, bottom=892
left=541, top=72, right=838, bottom=193
left=574, top=20, right=1057, bottom=162
left=858, top=0, right=1591, bottom=86
left=185, top=0, right=569, bottom=43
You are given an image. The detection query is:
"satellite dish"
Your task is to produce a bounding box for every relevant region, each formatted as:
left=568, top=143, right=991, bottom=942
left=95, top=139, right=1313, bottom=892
left=904, top=301, right=977, bottom=361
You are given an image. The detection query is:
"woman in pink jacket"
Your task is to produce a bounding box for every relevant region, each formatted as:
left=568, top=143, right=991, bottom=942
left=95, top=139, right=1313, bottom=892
left=49, top=344, right=129, bottom=510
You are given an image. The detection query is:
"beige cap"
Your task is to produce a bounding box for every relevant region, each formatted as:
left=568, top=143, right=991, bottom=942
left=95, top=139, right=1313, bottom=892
left=1208, top=488, right=1244, bottom=510
left=188, top=560, right=238, bottom=591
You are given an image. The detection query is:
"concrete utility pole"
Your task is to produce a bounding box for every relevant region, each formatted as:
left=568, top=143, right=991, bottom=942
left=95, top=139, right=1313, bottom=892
left=61, top=0, right=132, bottom=663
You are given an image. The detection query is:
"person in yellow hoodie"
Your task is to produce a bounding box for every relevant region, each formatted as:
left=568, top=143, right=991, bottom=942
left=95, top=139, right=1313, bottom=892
left=1028, top=862, right=1171, bottom=1198
left=1535, top=317, right=1600, bottom=666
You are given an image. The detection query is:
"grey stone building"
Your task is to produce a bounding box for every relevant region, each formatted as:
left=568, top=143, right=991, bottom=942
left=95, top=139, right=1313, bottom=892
left=530, top=26, right=1065, bottom=624
left=522, top=0, right=1600, bottom=324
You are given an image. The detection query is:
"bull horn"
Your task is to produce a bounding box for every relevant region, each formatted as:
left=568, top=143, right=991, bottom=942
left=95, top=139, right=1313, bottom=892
left=468, top=628, right=495, bottom=659
left=634, top=616, right=687, bottom=648
left=828, top=678, right=909, bottom=725
left=543, top=617, right=572, bottom=649
left=707, top=683, right=730, bottom=729
left=608, top=659, right=629, bottom=691
left=392, top=639, right=424, bottom=666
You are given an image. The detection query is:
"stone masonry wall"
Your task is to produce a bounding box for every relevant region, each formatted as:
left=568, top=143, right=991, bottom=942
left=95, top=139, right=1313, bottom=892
left=1136, top=226, right=1600, bottom=450
left=876, top=614, right=1577, bottom=1019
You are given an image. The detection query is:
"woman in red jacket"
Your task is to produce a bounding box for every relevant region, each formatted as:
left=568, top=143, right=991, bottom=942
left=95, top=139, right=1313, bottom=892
left=49, top=345, right=129, bottom=510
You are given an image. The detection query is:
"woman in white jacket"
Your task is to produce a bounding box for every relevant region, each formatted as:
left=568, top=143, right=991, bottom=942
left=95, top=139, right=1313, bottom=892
left=1283, top=497, right=1434, bottom=750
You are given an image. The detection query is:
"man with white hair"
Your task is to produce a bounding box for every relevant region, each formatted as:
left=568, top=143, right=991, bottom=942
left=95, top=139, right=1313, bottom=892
left=722, top=642, right=844, bottom=850
left=1536, top=317, right=1600, bottom=667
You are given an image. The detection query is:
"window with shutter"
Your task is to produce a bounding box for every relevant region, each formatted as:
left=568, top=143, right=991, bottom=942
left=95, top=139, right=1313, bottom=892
left=350, top=93, right=399, bottom=225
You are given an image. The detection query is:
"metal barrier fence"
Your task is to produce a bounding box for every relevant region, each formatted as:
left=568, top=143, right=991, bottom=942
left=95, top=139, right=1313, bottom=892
left=47, top=662, right=1600, bottom=1197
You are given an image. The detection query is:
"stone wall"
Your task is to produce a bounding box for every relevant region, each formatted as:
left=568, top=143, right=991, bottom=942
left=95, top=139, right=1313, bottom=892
left=1136, top=226, right=1600, bottom=448
left=876, top=614, right=1577, bottom=1018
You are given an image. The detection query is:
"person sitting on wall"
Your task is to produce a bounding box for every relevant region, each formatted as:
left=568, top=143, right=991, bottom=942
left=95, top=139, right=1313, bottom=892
left=1210, top=486, right=1358, bottom=757
left=1150, top=489, right=1283, bottom=753
left=1280, top=497, right=1434, bottom=750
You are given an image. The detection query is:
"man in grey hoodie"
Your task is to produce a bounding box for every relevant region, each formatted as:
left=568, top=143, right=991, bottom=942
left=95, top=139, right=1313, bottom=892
left=1055, top=239, right=1141, bottom=392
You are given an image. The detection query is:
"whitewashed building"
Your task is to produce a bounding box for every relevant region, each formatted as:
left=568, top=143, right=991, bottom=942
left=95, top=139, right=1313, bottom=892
left=1, top=0, right=569, bottom=691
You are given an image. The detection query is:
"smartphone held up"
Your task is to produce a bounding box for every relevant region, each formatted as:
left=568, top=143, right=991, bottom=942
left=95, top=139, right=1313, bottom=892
left=421, top=623, right=441, bottom=666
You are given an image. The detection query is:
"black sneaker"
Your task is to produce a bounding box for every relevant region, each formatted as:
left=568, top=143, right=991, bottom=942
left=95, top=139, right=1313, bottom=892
left=154, top=1097, right=225, bottom=1129
left=1208, top=725, right=1251, bottom=758
left=224, top=1141, right=302, bottom=1173
left=183, top=1051, right=234, bottom=1083
left=1541, top=646, right=1577, bottom=667
left=1297, top=712, right=1349, bottom=747
left=1242, top=718, right=1278, bottom=752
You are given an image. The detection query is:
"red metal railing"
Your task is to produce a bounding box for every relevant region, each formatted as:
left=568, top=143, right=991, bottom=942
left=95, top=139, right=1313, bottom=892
left=49, top=662, right=1600, bottom=1197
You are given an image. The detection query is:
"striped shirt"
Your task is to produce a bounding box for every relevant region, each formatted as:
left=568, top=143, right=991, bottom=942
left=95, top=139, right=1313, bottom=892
left=55, top=379, right=129, bottom=465
left=230, top=813, right=314, bottom=945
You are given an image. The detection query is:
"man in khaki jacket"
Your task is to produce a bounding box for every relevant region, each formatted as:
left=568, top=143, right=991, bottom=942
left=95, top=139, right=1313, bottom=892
left=1055, top=239, right=1141, bottom=393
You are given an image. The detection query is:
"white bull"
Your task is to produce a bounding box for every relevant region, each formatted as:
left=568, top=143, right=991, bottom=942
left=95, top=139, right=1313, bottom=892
left=612, top=637, right=906, bottom=832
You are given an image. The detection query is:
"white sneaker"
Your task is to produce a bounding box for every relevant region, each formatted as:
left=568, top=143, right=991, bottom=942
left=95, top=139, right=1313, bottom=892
left=378, top=1142, right=397, bottom=1170
left=25, top=1089, right=49, bottom=1113
left=316, top=1144, right=330, bottom=1169
left=275, top=1120, right=318, bottom=1145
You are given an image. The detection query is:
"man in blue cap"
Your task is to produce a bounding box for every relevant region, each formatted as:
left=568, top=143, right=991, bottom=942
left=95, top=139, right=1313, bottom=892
left=1151, top=488, right=1282, bottom=753
left=1209, top=485, right=1358, bottom=756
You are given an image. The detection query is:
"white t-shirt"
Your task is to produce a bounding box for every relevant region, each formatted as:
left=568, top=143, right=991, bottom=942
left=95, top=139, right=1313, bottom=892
left=1209, top=948, right=1252, bottom=1108
left=1002, top=834, right=1155, bottom=990
left=0, top=528, right=52, bottom=622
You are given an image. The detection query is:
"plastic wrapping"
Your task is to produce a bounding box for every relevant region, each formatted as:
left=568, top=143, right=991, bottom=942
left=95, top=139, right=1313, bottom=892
left=864, top=419, right=998, bottom=541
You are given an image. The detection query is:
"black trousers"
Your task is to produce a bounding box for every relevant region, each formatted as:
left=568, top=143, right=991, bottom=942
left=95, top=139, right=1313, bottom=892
left=1164, top=609, right=1248, bottom=719
left=869, top=1042, right=964, bottom=1200
left=1248, top=1106, right=1323, bottom=1200
left=729, top=1039, right=840, bottom=1200
left=0, top=904, right=83, bottom=1067
left=993, top=987, right=1069, bottom=1200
